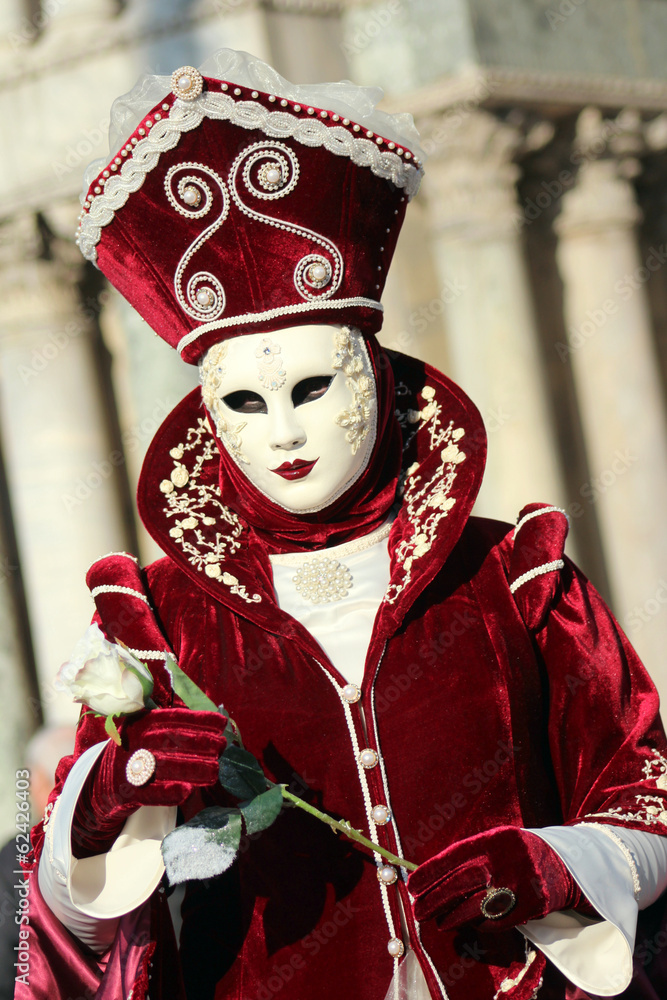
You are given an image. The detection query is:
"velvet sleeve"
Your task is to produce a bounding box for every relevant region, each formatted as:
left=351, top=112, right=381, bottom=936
left=17, top=552, right=186, bottom=1000
left=509, top=503, right=667, bottom=835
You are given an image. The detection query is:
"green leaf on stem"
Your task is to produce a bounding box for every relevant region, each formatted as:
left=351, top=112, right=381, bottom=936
left=219, top=744, right=268, bottom=799
left=104, top=715, right=121, bottom=746
left=240, top=785, right=283, bottom=835
left=165, top=655, right=218, bottom=712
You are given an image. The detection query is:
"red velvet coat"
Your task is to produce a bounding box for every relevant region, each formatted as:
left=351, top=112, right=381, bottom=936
left=19, top=354, right=667, bottom=1000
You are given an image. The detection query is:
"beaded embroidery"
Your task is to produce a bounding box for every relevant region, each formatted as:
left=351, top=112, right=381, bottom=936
left=585, top=750, right=667, bottom=827
left=332, top=327, right=376, bottom=455
left=159, top=416, right=260, bottom=603
left=164, top=163, right=229, bottom=323
left=386, top=385, right=466, bottom=605
left=293, top=557, right=353, bottom=604
left=199, top=341, right=249, bottom=464
left=493, top=943, right=538, bottom=999
left=229, top=142, right=343, bottom=304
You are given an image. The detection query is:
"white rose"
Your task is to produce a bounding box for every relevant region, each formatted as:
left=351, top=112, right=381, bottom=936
left=56, top=623, right=153, bottom=717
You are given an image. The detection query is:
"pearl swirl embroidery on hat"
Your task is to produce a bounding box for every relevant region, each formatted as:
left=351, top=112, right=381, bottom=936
left=244, top=150, right=295, bottom=199
left=294, top=254, right=333, bottom=298
left=228, top=141, right=343, bottom=302
left=255, top=338, right=286, bottom=390
left=77, top=94, right=423, bottom=264
left=164, top=162, right=230, bottom=322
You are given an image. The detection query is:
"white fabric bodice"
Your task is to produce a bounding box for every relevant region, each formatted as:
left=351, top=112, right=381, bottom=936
left=269, top=519, right=392, bottom=685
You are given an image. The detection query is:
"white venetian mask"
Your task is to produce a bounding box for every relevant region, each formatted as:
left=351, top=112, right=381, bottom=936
left=200, top=324, right=377, bottom=513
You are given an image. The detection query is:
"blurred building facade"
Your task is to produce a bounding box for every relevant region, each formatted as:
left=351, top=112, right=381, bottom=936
left=1, top=0, right=667, bottom=836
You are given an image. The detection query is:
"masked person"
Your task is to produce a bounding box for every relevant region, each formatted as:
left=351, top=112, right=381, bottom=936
left=17, top=49, right=667, bottom=1000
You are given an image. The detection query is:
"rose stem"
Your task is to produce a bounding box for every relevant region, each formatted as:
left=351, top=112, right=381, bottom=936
left=280, top=785, right=417, bottom=871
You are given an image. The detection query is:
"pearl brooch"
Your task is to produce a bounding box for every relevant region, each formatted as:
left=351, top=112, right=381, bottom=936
left=126, top=749, right=156, bottom=787
left=293, top=557, right=352, bottom=604
left=387, top=938, right=404, bottom=958
left=171, top=66, right=203, bottom=101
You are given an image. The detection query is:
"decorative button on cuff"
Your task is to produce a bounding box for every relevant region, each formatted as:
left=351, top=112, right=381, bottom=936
left=341, top=683, right=361, bottom=704
left=359, top=748, right=378, bottom=769
left=387, top=938, right=404, bottom=957
left=377, top=865, right=397, bottom=885
left=126, top=749, right=156, bottom=787
left=371, top=804, right=390, bottom=825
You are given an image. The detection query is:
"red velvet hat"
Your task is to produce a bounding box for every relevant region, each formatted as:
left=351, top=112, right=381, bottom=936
left=76, top=53, right=424, bottom=364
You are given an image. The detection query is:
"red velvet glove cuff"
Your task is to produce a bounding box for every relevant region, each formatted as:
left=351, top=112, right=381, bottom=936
left=72, top=708, right=227, bottom=858
left=408, top=826, right=591, bottom=931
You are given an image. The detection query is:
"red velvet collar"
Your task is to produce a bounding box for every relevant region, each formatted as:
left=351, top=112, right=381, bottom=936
left=137, top=352, right=486, bottom=636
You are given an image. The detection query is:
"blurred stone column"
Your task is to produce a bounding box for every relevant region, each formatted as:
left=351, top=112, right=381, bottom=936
left=0, top=422, right=38, bottom=842
left=555, top=110, right=667, bottom=696
left=0, top=210, right=132, bottom=724
left=421, top=108, right=566, bottom=525
left=100, top=292, right=199, bottom=565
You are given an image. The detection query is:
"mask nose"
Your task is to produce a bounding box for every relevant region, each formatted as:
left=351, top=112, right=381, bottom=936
left=268, top=402, right=307, bottom=451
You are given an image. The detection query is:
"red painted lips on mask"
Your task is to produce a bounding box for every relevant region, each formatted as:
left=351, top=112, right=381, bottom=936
left=271, top=459, right=319, bottom=481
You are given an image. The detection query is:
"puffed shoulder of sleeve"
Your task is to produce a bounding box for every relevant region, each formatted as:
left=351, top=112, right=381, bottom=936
left=85, top=550, right=175, bottom=705
left=507, top=503, right=570, bottom=632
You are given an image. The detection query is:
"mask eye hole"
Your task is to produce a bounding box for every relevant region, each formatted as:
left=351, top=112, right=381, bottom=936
left=292, top=375, right=334, bottom=408
left=222, top=390, right=267, bottom=414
